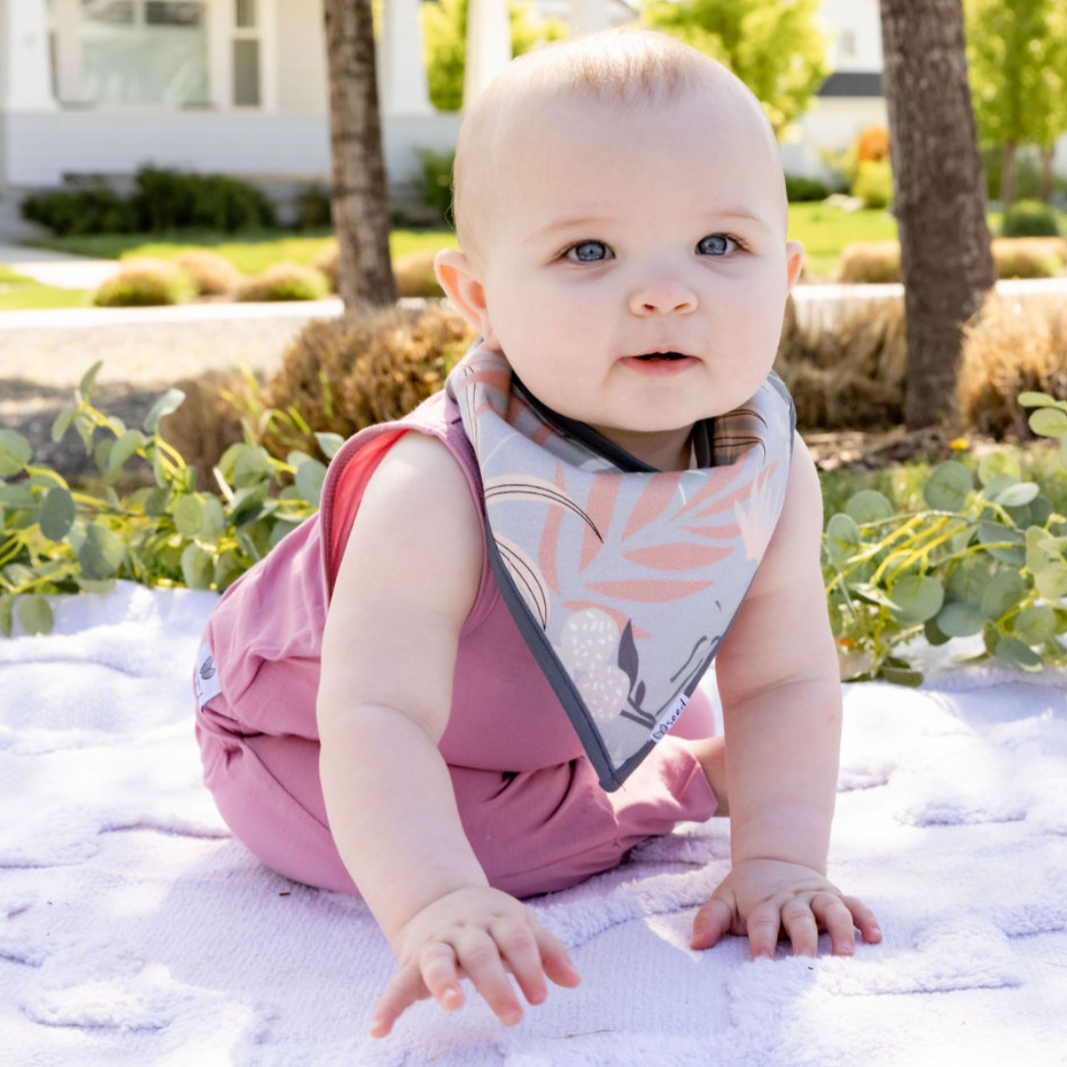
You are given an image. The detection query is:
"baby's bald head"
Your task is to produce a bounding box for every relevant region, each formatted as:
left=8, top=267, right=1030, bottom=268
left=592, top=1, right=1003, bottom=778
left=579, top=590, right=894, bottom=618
left=451, top=29, right=784, bottom=269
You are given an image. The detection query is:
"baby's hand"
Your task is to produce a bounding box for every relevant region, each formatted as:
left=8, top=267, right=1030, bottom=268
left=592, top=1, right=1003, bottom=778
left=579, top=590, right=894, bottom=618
left=370, top=885, right=580, bottom=1037
left=690, top=858, right=881, bottom=959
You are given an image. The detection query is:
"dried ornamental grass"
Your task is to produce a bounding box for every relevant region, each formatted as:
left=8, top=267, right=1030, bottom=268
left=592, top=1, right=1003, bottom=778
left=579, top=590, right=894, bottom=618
left=991, top=237, right=1067, bottom=280
left=393, top=249, right=445, bottom=297
left=236, top=261, right=329, bottom=303
left=93, top=257, right=196, bottom=307
left=312, top=242, right=339, bottom=291
left=775, top=295, right=907, bottom=430
left=836, top=241, right=902, bottom=284
left=173, top=250, right=243, bottom=296
left=958, top=293, right=1067, bottom=437
left=260, top=301, right=478, bottom=458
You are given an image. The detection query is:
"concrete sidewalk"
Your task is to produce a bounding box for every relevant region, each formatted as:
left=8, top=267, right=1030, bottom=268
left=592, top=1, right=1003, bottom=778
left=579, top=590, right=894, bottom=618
left=0, top=242, right=121, bottom=290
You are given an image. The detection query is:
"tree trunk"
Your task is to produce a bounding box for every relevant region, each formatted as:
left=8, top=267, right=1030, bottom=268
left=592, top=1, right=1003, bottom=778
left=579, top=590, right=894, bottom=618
left=1001, top=141, right=1017, bottom=207
left=323, top=0, right=398, bottom=310
left=1040, top=146, right=1055, bottom=203
left=879, top=0, right=996, bottom=429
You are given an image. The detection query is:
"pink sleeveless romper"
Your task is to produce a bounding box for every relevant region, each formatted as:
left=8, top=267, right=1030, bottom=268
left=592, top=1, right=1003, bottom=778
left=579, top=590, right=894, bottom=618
left=194, top=389, right=717, bottom=899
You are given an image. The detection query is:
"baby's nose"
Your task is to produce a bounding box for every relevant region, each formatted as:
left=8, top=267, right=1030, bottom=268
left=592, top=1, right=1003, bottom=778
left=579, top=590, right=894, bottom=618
left=628, top=278, right=698, bottom=316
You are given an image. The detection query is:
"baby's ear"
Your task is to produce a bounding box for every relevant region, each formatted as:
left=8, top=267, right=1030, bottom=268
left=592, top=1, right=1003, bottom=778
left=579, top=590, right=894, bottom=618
left=434, top=249, right=497, bottom=346
left=784, top=240, right=805, bottom=292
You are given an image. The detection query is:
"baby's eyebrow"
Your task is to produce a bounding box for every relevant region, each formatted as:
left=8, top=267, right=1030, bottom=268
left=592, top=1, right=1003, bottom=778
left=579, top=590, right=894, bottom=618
left=524, top=217, right=615, bottom=246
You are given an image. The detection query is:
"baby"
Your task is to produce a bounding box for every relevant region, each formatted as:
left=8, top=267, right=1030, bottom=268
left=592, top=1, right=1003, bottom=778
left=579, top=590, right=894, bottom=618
left=193, top=27, right=881, bottom=1040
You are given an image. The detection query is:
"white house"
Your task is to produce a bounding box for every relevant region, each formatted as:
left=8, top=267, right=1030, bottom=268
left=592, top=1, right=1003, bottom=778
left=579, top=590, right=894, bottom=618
left=0, top=0, right=1060, bottom=237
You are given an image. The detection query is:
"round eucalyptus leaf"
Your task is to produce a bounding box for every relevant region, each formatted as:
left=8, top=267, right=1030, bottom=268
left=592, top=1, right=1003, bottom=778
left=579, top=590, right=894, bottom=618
left=286, top=450, right=314, bottom=470
left=77, top=361, right=103, bottom=399
left=214, top=551, right=244, bottom=593
left=1060, top=434, right=1067, bottom=474
left=879, top=665, right=924, bottom=687
left=1031, top=494, right=1053, bottom=526
left=825, top=513, right=863, bottom=566
left=77, top=523, right=126, bottom=580
left=1018, top=391, right=1060, bottom=408
left=144, top=486, right=170, bottom=517
left=979, top=472, right=1018, bottom=500
left=1035, top=562, right=1067, bottom=600
left=232, top=447, right=273, bottom=488
left=923, top=461, right=972, bottom=512
left=1014, top=605, right=1056, bottom=647
left=0, top=429, right=32, bottom=477
left=199, top=496, right=226, bottom=542
left=173, top=495, right=204, bottom=538
left=94, top=438, right=113, bottom=477
left=74, top=413, right=95, bottom=453
left=1025, top=525, right=1051, bottom=572
left=889, top=574, right=944, bottom=623
left=107, top=429, right=146, bottom=475
left=977, top=452, right=1021, bottom=485
left=143, top=389, right=186, bottom=435
left=976, top=523, right=1025, bottom=565
left=937, top=601, right=986, bottom=637
left=946, top=561, right=991, bottom=605
left=923, top=616, right=951, bottom=646
left=38, top=487, right=76, bottom=542
left=315, top=432, right=346, bottom=461
left=75, top=577, right=117, bottom=595
left=16, top=594, right=54, bottom=636
left=1028, top=407, right=1067, bottom=438
left=51, top=405, right=78, bottom=444
left=181, top=543, right=214, bottom=590
left=295, top=459, right=328, bottom=507
left=980, top=570, right=1027, bottom=620
left=994, top=635, right=1043, bottom=672
left=993, top=482, right=1039, bottom=508
left=846, top=489, right=893, bottom=526
left=0, top=595, right=12, bottom=638
left=269, top=517, right=303, bottom=549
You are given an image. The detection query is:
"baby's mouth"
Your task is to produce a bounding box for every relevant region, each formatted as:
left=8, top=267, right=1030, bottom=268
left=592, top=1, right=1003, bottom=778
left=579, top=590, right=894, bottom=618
left=634, top=351, right=690, bottom=362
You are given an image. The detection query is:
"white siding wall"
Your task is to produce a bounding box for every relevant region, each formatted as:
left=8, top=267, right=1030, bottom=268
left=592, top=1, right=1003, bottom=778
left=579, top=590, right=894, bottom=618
left=816, top=0, right=883, bottom=72
left=276, top=0, right=327, bottom=114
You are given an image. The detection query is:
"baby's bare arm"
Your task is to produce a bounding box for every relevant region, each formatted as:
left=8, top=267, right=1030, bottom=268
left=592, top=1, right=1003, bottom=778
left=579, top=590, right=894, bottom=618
left=692, top=437, right=881, bottom=957
left=317, top=433, right=577, bottom=1034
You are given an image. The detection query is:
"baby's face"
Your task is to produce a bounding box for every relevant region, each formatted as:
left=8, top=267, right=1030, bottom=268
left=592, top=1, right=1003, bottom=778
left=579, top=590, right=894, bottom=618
left=466, top=86, right=802, bottom=468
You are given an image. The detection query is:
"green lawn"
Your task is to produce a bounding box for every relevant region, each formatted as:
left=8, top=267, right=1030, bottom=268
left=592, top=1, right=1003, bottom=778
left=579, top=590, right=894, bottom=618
left=0, top=266, right=91, bottom=311
left=787, top=203, right=898, bottom=278
left=22, top=228, right=461, bottom=274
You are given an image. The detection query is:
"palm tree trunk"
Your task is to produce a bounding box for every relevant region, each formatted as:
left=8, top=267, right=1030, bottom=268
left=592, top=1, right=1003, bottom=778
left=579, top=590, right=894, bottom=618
left=879, top=0, right=996, bottom=429
left=323, top=0, right=398, bottom=310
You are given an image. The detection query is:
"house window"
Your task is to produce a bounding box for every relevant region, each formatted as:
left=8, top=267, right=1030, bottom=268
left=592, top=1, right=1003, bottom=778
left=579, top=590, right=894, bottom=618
left=80, top=0, right=209, bottom=107
left=232, top=0, right=261, bottom=107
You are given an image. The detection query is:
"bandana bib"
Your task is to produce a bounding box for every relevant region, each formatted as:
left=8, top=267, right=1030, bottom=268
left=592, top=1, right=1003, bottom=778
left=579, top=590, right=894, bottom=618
left=446, top=343, right=795, bottom=791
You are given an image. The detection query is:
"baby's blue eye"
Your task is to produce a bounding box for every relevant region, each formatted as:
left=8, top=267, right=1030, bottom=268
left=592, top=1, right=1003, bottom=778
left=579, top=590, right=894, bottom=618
left=697, top=234, right=738, bottom=256
left=566, top=240, right=611, bottom=263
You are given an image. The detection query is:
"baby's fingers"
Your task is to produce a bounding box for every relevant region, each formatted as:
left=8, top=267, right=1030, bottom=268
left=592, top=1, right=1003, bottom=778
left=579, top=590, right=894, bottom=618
left=690, top=895, right=736, bottom=951
left=370, top=964, right=437, bottom=1039
left=842, top=895, right=882, bottom=945
left=531, top=924, right=581, bottom=989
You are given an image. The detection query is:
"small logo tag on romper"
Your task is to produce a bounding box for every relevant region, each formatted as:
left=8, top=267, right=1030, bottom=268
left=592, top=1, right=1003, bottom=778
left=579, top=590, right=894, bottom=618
left=194, top=642, right=223, bottom=708
left=649, top=693, right=690, bottom=744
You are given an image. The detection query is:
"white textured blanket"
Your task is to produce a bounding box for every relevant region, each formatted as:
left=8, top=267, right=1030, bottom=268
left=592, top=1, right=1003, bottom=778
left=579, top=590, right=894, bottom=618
left=1, top=583, right=1065, bottom=1067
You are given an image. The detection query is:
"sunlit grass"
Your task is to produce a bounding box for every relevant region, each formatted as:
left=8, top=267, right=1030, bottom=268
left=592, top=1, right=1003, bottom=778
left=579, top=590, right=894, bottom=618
left=0, top=266, right=91, bottom=311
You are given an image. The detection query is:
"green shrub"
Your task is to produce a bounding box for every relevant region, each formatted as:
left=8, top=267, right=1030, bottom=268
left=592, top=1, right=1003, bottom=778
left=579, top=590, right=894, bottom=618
left=413, top=149, right=454, bottom=225
left=21, top=166, right=276, bottom=236
left=92, top=258, right=197, bottom=307
left=21, top=188, right=137, bottom=237
left=1001, top=198, right=1061, bottom=238
left=236, top=262, right=329, bottom=302
left=131, top=166, right=276, bottom=232
left=785, top=175, right=832, bottom=202
left=852, top=160, right=893, bottom=210
left=293, top=184, right=332, bottom=230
